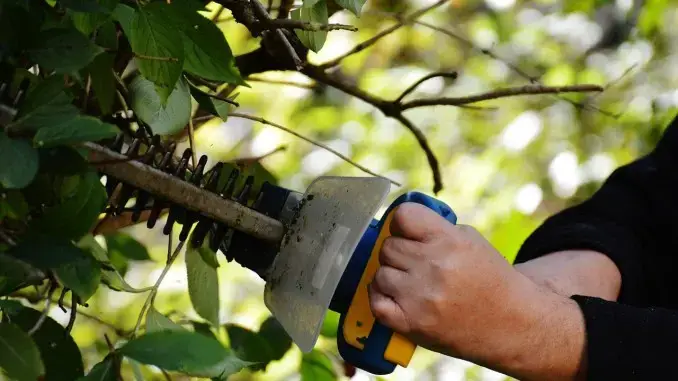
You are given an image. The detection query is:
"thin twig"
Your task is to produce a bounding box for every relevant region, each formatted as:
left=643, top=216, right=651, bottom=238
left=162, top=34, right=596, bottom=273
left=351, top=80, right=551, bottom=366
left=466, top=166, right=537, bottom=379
left=246, top=76, right=316, bottom=89
left=134, top=54, right=179, bottom=62
left=318, top=0, right=448, bottom=69
left=202, top=90, right=239, bottom=106
left=393, top=114, right=442, bottom=192
left=104, top=334, right=115, bottom=352
left=232, top=145, right=287, bottom=165
left=400, top=84, right=604, bottom=109
left=27, top=283, right=57, bottom=335
left=229, top=112, right=402, bottom=186
left=260, top=19, right=358, bottom=32
left=0, top=229, right=16, bottom=246
left=396, top=72, right=458, bottom=103
left=82, top=75, right=92, bottom=111
left=12, top=291, right=130, bottom=336
left=412, top=20, right=618, bottom=118
left=301, top=65, right=438, bottom=191
left=188, top=118, right=197, bottom=168
left=131, top=240, right=185, bottom=337
left=65, top=293, right=77, bottom=333
left=58, top=288, right=68, bottom=313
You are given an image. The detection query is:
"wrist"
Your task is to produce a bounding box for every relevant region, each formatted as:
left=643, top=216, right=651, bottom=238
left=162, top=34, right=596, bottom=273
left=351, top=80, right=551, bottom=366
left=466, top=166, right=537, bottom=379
left=479, top=273, right=587, bottom=381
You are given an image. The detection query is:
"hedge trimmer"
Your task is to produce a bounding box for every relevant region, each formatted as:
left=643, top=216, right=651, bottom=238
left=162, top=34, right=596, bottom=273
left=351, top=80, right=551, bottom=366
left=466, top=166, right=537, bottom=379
left=1, top=77, right=458, bottom=375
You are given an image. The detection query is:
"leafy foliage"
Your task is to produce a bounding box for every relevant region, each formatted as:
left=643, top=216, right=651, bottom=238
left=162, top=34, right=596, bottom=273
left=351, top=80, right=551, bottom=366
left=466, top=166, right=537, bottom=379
left=0, top=0, right=676, bottom=379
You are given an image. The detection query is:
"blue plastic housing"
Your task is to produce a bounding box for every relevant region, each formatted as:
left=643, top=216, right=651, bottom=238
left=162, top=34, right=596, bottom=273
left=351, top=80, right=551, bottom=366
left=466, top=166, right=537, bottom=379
left=329, top=192, right=457, bottom=374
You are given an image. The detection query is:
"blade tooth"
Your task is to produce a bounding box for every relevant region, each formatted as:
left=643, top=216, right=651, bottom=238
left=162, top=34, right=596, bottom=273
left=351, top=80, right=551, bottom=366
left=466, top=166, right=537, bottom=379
left=114, top=137, right=143, bottom=215
left=146, top=148, right=174, bottom=229
left=162, top=149, right=191, bottom=236
left=190, top=163, right=224, bottom=248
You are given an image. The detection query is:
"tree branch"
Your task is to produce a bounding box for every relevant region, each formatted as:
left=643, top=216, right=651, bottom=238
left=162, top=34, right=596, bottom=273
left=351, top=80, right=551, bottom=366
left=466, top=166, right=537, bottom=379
left=395, top=71, right=458, bottom=103
left=204, top=0, right=606, bottom=194
left=411, top=20, right=619, bottom=118
left=317, top=0, right=449, bottom=70
left=400, top=84, right=604, bottom=109
left=259, top=19, right=358, bottom=32
left=229, top=112, right=402, bottom=186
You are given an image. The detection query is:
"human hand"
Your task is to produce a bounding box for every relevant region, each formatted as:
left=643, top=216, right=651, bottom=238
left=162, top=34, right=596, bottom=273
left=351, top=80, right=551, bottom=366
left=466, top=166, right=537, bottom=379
left=368, top=203, right=586, bottom=380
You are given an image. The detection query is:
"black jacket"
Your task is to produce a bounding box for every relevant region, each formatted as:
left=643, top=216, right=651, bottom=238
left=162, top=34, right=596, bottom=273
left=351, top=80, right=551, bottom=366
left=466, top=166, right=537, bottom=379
left=514, top=115, right=678, bottom=379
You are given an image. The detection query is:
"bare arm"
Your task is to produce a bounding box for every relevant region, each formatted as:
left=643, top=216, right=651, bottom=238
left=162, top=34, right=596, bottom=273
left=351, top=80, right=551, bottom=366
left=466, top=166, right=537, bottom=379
left=514, top=250, right=621, bottom=301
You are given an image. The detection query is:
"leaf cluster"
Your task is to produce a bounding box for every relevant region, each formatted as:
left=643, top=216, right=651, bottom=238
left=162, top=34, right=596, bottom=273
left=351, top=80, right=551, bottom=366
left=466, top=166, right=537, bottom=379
left=0, top=0, right=365, bottom=379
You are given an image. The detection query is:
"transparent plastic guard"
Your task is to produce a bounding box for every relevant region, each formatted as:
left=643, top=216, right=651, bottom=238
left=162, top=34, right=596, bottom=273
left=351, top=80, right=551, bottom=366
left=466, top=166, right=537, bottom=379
left=264, top=176, right=391, bottom=353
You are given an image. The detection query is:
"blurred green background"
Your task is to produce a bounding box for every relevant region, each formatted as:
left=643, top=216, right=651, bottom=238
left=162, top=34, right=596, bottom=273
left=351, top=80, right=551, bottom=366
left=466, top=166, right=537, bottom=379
left=14, top=0, right=678, bottom=379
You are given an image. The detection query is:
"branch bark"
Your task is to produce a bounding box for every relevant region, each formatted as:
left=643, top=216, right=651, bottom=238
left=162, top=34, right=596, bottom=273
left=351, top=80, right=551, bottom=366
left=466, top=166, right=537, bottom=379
left=214, top=0, right=606, bottom=193
left=400, top=84, right=604, bottom=109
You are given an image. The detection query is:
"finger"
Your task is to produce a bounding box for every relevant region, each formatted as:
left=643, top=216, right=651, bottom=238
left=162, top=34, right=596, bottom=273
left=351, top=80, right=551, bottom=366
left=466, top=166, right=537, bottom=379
left=373, top=265, right=408, bottom=298
left=389, top=203, right=448, bottom=242
left=379, top=236, right=421, bottom=271
left=368, top=281, right=410, bottom=333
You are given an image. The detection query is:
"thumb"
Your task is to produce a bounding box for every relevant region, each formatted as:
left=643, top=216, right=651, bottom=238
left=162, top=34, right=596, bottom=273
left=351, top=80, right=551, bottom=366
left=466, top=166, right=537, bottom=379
left=368, top=281, right=410, bottom=334
left=389, top=202, right=448, bottom=242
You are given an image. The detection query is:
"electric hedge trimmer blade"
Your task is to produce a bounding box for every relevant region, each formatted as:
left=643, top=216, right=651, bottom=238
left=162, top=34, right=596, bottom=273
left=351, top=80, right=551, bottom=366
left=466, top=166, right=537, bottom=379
left=1, top=76, right=459, bottom=376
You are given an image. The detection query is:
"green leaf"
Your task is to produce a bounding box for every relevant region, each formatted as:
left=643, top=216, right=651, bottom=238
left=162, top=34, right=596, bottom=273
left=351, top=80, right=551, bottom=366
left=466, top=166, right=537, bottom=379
left=10, top=76, right=80, bottom=133
left=0, top=300, right=24, bottom=315
left=334, top=0, right=365, bottom=15
left=29, top=27, right=104, bottom=74
left=104, top=232, right=151, bottom=261
left=198, top=246, right=220, bottom=269
left=76, top=235, right=149, bottom=293
left=0, top=323, right=45, bottom=381
left=154, top=2, right=244, bottom=84
left=95, top=20, right=118, bottom=50
left=226, top=324, right=274, bottom=369
left=129, top=74, right=191, bottom=136
left=189, top=83, right=231, bottom=120
left=186, top=235, right=220, bottom=326
left=300, top=350, right=337, bottom=381
left=320, top=310, right=339, bottom=338
left=38, top=146, right=88, bottom=176
left=257, top=317, right=293, bottom=362
left=130, top=2, right=184, bottom=103
left=0, top=133, right=39, bottom=189
left=291, top=2, right=328, bottom=53
left=192, top=321, right=218, bottom=340
left=71, top=11, right=108, bottom=36
left=34, top=115, right=119, bottom=147
left=118, top=330, right=254, bottom=378
left=69, top=0, right=117, bottom=36
left=4, top=306, right=85, bottom=380
left=0, top=254, right=41, bottom=296
left=60, top=0, right=118, bottom=13
left=78, top=357, right=119, bottom=381
left=112, top=3, right=135, bottom=37
left=7, top=236, right=90, bottom=269
left=31, top=170, right=107, bottom=240
left=55, top=255, right=101, bottom=302
left=302, top=0, right=322, bottom=9
left=87, top=53, right=116, bottom=114
left=145, top=306, right=185, bottom=333
left=2, top=190, right=29, bottom=220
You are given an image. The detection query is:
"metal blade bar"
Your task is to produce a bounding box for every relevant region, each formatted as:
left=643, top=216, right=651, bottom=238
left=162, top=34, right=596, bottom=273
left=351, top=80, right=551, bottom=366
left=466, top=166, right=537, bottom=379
left=83, top=142, right=285, bottom=244
left=1, top=100, right=284, bottom=244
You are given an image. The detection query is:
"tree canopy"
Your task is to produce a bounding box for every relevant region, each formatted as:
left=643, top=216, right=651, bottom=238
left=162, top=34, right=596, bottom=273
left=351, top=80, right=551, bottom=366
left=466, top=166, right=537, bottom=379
left=0, top=0, right=677, bottom=380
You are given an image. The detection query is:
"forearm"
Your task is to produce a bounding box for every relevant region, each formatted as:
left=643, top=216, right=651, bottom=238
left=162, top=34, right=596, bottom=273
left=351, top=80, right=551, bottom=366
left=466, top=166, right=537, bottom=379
left=514, top=250, right=621, bottom=301
left=470, top=273, right=587, bottom=381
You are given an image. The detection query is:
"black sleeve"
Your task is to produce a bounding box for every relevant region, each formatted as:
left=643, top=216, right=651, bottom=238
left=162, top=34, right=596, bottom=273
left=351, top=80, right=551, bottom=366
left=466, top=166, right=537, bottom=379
left=514, top=116, right=678, bottom=305
left=513, top=116, right=678, bottom=380
left=571, top=295, right=678, bottom=379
